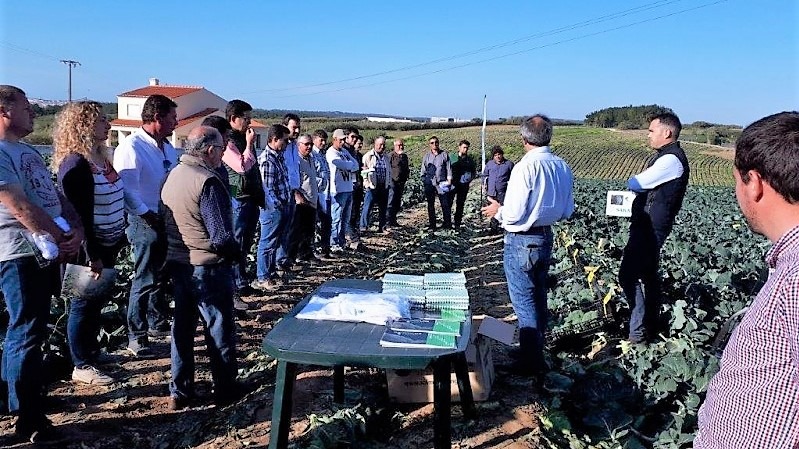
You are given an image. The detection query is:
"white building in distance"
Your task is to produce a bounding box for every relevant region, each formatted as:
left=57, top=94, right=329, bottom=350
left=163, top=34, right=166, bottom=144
left=430, top=116, right=469, bottom=123
left=365, top=116, right=417, bottom=123
left=110, top=78, right=267, bottom=148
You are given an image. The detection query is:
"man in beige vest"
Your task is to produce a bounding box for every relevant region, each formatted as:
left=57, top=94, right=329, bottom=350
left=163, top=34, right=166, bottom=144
left=161, top=126, right=240, bottom=410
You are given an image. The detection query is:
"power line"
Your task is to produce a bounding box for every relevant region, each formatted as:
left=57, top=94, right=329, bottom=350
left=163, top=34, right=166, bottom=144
left=238, top=0, right=687, bottom=95
left=271, top=0, right=727, bottom=99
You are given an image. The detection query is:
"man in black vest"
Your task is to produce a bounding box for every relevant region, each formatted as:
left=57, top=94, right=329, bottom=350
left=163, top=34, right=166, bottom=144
left=619, top=112, right=690, bottom=343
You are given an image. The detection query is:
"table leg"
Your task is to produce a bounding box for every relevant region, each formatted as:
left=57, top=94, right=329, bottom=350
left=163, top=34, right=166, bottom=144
left=333, top=365, right=345, bottom=403
left=453, top=352, right=476, bottom=419
left=269, top=361, right=298, bottom=449
left=432, top=356, right=452, bottom=449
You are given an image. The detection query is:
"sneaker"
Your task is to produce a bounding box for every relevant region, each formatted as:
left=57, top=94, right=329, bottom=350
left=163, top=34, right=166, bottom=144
left=72, top=365, right=114, bottom=385
left=251, top=278, right=281, bottom=291
left=234, top=295, right=251, bottom=311
left=125, top=340, right=152, bottom=358
left=330, top=245, right=345, bottom=254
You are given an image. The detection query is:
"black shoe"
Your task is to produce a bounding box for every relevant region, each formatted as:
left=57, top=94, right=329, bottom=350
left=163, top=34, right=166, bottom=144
left=234, top=295, right=251, bottom=311
left=15, top=417, right=64, bottom=444
left=237, top=285, right=259, bottom=297
left=147, top=328, right=170, bottom=339
left=167, top=395, right=189, bottom=411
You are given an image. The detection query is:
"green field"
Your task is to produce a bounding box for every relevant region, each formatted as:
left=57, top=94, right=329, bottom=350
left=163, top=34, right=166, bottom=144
left=301, top=123, right=735, bottom=187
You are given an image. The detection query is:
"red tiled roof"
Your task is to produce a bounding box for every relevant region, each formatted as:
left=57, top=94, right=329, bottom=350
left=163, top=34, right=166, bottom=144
left=119, top=85, right=203, bottom=98
left=250, top=119, right=267, bottom=128
left=110, top=108, right=219, bottom=128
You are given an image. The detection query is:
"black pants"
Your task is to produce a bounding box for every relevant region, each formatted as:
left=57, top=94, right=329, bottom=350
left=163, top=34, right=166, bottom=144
left=387, top=181, right=405, bottom=224
left=287, top=203, right=317, bottom=261
left=451, top=182, right=470, bottom=227
left=618, top=228, right=662, bottom=342
left=489, top=191, right=506, bottom=232
left=349, top=186, right=364, bottom=242
left=424, top=184, right=452, bottom=229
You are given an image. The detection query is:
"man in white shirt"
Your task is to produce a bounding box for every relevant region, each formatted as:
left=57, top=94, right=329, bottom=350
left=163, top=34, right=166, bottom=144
left=113, top=94, right=178, bottom=357
left=482, top=114, right=574, bottom=378
left=326, top=129, right=360, bottom=252
left=619, top=112, right=689, bottom=343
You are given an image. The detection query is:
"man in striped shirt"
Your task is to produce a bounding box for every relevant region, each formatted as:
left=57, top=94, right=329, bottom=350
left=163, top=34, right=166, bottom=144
left=695, top=111, right=799, bottom=448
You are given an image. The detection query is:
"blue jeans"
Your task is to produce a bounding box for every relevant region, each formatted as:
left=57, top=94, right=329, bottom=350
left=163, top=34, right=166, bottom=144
left=503, top=229, right=553, bottom=359
left=126, top=214, right=170, bottom=343
left=0, top=257, right=58, bottom=423
left=231, top=198, right=260, bottom=291
left=316, top=193, right=332, bottom=253
left=167, top=262, right=237, bottom=399
left=387, top=181, right=405, bottom=224
left=256, top=205, right=288, bottom=280
left=619, top=228, right=662, bottom=342
left=330, top=191, right=353, bottom=247
left=67, top=243, right=123, bottom=368
left=359, top=186, right=388, bottom=230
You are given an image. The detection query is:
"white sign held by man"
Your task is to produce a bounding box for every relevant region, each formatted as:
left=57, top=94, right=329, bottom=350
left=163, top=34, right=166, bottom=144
left=605, top=191, right=637, bottom=217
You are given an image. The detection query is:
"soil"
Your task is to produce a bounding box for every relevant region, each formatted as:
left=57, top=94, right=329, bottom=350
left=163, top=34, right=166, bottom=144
left=0, top=199, right=545, bottom=449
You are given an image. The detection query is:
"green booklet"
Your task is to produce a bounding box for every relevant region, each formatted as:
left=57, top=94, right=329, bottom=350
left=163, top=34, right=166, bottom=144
left=379, top=328, right=456, bottom=348
left=387, top=318, right=461, bottom=336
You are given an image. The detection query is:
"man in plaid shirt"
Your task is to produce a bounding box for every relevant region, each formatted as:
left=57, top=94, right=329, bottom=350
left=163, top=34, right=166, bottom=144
left=695, top=111, right=799, bottom=448
left=253, top=124, right=291, bottom=290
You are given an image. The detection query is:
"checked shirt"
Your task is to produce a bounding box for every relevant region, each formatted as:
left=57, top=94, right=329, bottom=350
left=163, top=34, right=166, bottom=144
left=258, top=147, right=291, bottom=209
left=695, top=225, right=799, bottom=448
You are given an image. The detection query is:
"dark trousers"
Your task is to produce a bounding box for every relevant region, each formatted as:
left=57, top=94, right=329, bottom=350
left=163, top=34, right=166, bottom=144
left=349, top=186, right=364, bottom=242
left=167, top=262, right=237, bottom=400
left=619, top=229, right=662, bottom=342
left=287, top=202, right=317, bottom=261
left=451, top=182, right=470, bottom=227
left=488, top=191, right=506, bottom=233
left=276, top=199, right=296, bottom=268
left=316, top=194, right=332, bottom=253
left=67, top=242, right=123, bottom=368
left=126, top=214, right=170, bottom=344
left=231, top=198, right=260, bottom=292
left=424, top=183, right=452, bottom=229
left=0, top=257, right=58, bottom=425
left=387, top=181, right=405, bottom=225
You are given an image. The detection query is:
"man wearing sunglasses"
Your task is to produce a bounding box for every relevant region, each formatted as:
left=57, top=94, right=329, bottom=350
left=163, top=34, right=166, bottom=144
left=420, top=136, right=453, bottom=230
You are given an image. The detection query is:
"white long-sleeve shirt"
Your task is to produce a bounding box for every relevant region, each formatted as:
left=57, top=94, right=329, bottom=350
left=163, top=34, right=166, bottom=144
left=627, top=154, right=683, bottom=192
left=113, top=128, right=177, bottom=216
left=495, top=146, right=574, bottom=232
left=326, top=145, right=359, bottom=194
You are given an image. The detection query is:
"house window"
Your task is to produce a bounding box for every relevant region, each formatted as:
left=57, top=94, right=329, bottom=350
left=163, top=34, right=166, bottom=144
left=127, top=104, right=141, bottom=118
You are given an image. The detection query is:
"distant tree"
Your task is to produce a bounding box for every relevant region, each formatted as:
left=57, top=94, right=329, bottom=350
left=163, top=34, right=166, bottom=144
left=585, top=104, right=674, bottom=129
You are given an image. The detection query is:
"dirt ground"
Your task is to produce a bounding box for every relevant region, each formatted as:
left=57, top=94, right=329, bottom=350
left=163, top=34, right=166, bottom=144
left=0, top=200, right=545, bottom=449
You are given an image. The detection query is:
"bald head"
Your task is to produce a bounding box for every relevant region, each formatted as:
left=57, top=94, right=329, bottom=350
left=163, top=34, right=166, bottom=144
left=185, top=126, right=224, bottom=167
left=374, top=136, right=386, bottom=153
left=520, top=114, right=553, bottom=148
left=393, top=138, right=405, bottom=153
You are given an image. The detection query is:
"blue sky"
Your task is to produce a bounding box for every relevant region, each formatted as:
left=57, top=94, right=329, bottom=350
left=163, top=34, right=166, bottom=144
left=1, top=0, right=796, bottom=126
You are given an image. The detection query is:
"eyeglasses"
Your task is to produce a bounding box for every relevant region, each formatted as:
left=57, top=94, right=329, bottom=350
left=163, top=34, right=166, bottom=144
left=429, top=141, right=439, bottom=145
left=299, top=141, right=313, bottom=146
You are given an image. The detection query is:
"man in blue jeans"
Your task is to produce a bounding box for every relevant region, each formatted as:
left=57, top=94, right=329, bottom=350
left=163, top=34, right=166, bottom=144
left=326, top=129, right=359, bottom=252
left=253, top=124, right=292, bottom=290
left=114, top=94, right=178, bottom=357
left=0, top=85, right=84, bottom=443
left=161, top=126, right=241, bottom=410
left=482, top=114, right=574, bottom=379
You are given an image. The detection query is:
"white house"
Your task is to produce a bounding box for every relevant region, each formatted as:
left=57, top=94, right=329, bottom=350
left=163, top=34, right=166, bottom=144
left=365, top=116, right=417, bottom=124
left=110, top=78, right=267, bottom=148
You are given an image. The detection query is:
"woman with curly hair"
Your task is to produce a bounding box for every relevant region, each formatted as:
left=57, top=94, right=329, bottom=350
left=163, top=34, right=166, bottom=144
left=52, top=101, right=126, bottom=386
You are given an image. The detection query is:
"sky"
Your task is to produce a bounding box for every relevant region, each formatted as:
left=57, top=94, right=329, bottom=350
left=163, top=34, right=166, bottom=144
left=1, top=0, right=796, bottom=126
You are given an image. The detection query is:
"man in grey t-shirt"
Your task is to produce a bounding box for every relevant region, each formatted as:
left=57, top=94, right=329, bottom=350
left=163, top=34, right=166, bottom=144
left=0, top=85, right=84, bottom=443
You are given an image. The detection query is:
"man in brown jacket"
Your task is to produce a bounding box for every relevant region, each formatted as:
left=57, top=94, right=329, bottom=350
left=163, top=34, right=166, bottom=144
left=161, top=126, right=240, bottom=410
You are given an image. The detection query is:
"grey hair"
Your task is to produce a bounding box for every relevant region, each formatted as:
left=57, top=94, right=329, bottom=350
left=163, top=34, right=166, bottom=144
left=0, top=85, right=26, bottom=109
left=297, top=133, right=313, bottom=143
left=520, top=114, right=553, bottom=147
left=184, top=127, right=222, bottom=157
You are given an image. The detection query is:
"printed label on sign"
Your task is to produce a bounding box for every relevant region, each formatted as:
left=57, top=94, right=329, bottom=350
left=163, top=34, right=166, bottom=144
left=605, top=191, right=637, bottom=217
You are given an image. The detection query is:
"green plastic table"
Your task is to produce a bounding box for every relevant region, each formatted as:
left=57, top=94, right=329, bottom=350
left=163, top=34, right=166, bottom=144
left=262, top=279, right=476, bottom=449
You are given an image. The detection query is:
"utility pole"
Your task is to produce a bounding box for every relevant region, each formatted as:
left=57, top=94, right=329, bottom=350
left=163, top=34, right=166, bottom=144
left=60, top=59, right=81, bottom=102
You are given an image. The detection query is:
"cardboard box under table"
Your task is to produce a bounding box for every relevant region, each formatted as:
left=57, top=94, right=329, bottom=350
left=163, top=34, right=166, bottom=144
left=386, top=315, right=513, bottom=403
left=261, top=279, right=477, bottom=449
